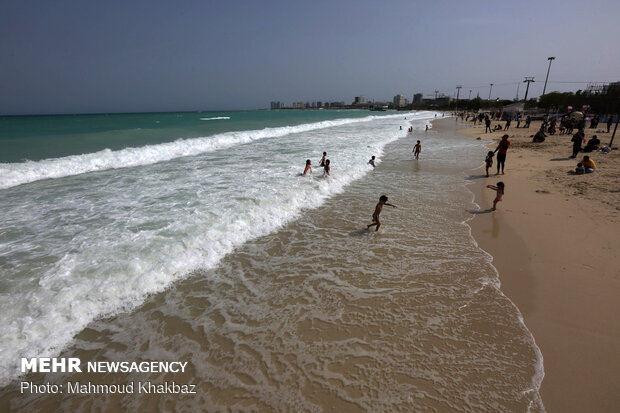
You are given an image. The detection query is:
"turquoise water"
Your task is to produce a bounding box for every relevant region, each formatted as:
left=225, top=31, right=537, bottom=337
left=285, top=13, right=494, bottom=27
left=0, top=110, right=378, bottom=162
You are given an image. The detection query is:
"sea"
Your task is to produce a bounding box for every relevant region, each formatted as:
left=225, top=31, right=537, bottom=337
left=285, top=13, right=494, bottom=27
left=0, top=110, right=544, bottom=412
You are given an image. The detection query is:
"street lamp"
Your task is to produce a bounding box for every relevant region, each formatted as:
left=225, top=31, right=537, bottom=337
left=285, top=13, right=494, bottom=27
left=488, top=83, right=494, bottom=101
left=542, top=56, right=556, bottom=96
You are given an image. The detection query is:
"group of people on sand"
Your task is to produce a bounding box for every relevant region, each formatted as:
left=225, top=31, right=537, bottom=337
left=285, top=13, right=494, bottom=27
left=483, top=134, right=510, bottom=210
left=303, top=151, right=330, bottom=176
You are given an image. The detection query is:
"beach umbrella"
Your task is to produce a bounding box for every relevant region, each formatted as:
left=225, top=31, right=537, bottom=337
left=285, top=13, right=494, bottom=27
left=569, top=111, right=584, bottom=121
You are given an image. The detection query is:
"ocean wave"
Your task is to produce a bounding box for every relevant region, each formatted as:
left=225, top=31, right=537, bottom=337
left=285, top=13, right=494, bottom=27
left=0, top=112, right=435, bottom=386
left=200, top=116, right=231, bottom=120
left=0, top=114, right=409, bottom=190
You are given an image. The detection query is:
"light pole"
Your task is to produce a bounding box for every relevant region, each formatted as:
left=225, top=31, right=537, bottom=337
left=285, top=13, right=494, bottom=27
left=455, top=85, right=462, bottom=114
left=488, top=83, right=494, bottom=101
left=469, top=90, right=472, bottom=100
left=542, top=57, right=556, bottom=97
left=523, top=77, right=535, bottom=103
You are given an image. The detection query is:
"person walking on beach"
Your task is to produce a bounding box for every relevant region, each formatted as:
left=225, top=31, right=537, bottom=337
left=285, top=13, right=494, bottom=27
left=504, top=118, right=511, bottom=131
left=366, top=195, right=397, bottom=231
left=484, top=151, right=494, bottom=177
left=607, top=115, right=614, bottom=133
left=484, top=116, right=492, bottom=133
left=486, top=182, right=505, bottom=211
left=413, top=140, right=421, bottom=159
left=493, top=134, right=510, bottom=174
left=570, top=129, right=585, bottom=158
left=525, top=115, right=531, bottom=128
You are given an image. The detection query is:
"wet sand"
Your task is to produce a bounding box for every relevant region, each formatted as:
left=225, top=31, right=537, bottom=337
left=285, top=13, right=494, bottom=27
left=450, top=117, right=620, bottom=413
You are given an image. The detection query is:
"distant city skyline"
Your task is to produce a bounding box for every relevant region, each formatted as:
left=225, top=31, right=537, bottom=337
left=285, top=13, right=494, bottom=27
left=2, top=0, right=619, bottom=115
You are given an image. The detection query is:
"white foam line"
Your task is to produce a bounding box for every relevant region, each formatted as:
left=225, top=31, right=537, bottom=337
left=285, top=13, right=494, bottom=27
left=462, top=166, right=546, bottom=412
left=0, top=113, right=420, bottom=190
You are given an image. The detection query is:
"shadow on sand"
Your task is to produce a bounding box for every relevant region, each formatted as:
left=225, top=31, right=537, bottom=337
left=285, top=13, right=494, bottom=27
left=349, top=229, right=373, bottom=237
left=550, top=157, right=572, bottom=161
left=468, top=209, right=493, bottom=215
left=466, top=174, right=489, bottom=180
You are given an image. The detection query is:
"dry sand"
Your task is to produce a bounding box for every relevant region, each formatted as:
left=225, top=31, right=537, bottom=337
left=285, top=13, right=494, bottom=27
left=447, top=117, right=620, bottom=413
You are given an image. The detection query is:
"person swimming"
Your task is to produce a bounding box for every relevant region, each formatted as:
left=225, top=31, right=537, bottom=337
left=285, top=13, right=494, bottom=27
left=303, top=159, right=312, bottom=175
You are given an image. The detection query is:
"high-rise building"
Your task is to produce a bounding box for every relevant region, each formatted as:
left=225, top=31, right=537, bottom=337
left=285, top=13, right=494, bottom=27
left=270, top=101, right=283, bottom=109
left=393, top=94, right=406, bottom=107
left=413, top=93, right=423, bottom=105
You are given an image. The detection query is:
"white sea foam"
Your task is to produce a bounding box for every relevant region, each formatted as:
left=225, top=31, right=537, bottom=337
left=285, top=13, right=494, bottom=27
left=0, top=114, right=411, bottom=190
left=200, top=116, right=231, bottom=120
left=0, top=111, right=436, bottom=385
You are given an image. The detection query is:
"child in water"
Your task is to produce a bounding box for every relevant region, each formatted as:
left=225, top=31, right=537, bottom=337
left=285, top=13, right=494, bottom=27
left=368, top=155, right=376, bottom=168
left=323, top=159, right=330, bottom=176
left=303, top=159, right=312, bottom=175
left=366, top=195, right=397, bottom=231
left=413, top=140, right=421, bottom=159
left=486, top=182, right=505, bottom=211
left=319, top=152, right=327, bottom=167
left=485, top=151, right=494, bottom=177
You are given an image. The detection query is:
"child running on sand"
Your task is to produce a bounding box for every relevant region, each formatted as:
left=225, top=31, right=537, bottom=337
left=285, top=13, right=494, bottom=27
left=366, top=195, right=397, bottom=231
left=486, top=182, right=505, bottom=211
left=413, top=140, right=421, bottom=159
left=485, top=151, right=494, bottom=177
left=303, top=159, right=312, bottom=175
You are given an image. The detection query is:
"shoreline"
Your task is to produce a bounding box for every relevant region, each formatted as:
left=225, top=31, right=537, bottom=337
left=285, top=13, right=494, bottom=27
left=446, top=117, right=620, bottom=413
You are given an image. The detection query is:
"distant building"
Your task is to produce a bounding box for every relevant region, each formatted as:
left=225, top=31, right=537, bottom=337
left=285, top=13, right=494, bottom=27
left=413, top=93, right=423, bottom=105
left=316, top=101, right=323, bottom=107
left=393, top=94, right=406, bottom=107
left=270, top=101, right=283, bottom=109
left=353, top=96, right=366, bottom=105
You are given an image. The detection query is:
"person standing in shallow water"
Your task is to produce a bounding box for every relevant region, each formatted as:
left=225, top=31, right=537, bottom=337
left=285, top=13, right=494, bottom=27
left=319, top=152, right=327, bottom=167
left=366, top=195, right=397, bottom=231
left=413, top=140, right=421, bottom=160
left=323, top=159, right=330, bottom=176
left=494, top=134, right=510, bottom=174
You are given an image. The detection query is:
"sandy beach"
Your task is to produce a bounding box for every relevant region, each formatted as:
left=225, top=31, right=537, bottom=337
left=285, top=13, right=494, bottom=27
left=450, top=117, right=620, bottom=413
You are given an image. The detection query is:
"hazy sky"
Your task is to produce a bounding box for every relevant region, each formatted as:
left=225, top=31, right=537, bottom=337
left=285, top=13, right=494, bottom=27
left=2, top=0, right=619, bottom=114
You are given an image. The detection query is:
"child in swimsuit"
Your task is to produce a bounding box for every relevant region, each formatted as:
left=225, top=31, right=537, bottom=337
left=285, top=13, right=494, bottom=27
left=486, top=182, right=505, bottom=211
left=323, top=159, right=330, bottom=176
left=303, top=159, right=312, bottom=175
left=366, top=195, right=397, bottom=231
left=485, top=151, right=494, bottom=177
left=319, top=152, right=327, bottom=167
left=413, top=140, right=421, bottom=159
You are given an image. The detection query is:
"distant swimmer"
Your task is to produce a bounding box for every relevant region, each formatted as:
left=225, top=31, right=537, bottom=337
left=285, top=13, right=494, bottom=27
left=368, top=155, right=376, bottom=168
left=400, top=126, right=403, bottom=130
left=366, top=195, right=397, bottom=232
left=413, top=140, right=421, bottom=160
left=323, top=159, right=330, bottom=176
left=303, top=159, right=312, bottom=175
left=425, top=125, right=429, bottom=131
left=319, top=152, right=327, bottom=167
